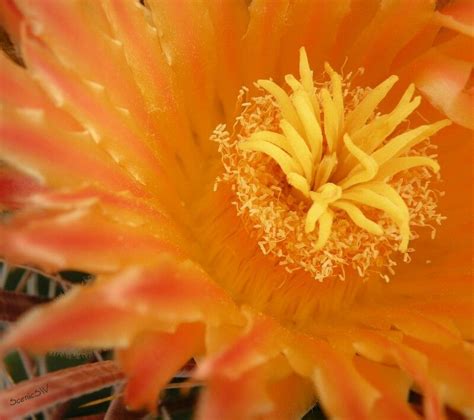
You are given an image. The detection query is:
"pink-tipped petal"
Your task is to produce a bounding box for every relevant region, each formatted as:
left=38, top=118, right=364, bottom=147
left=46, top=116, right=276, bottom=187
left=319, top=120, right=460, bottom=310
left=0, top=51, right=80, bottom=130
left=196, top=313, right=285, bottom=380
left=409, top=47, right=473, bottom=129
left=0, top=258, right=242, bottom=354
left=404, top=336, right=474, bottom=417
left=19, top=27, right=183, bottom=213
left=118, top=324, right=204, bottom=412
left=435, top=0, right=474, bottom=37
left=0, top=207, right=185, bottom=273
left=0, top=105, right=147, bottom=196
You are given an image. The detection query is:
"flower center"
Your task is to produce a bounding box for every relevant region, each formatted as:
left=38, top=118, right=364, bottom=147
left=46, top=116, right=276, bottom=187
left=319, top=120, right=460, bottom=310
left=213, top=48, right=449, bottom=282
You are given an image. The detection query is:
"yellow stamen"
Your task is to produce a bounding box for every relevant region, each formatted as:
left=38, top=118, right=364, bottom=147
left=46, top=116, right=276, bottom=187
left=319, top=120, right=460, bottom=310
left=315, top=209, right=334, bottom=250
left=375, top=156, right=440, bottom=181
left=321, top=88, right=339, bottom=153
left=332, top=200, right=383, bottom=236
left=280, top=119, right=313, bottom=181
left=257, top=79, right=303, bottom=135
left=371, top=120, right=450, bottom=166
left=248, top=131, right=294, bottom=155
left=291, top=89, right=323, bottom=161
left=305, top=184, right=342, bottom=234
left=345, top=75, right=398, bottom=134
left=285, top=74, right=303, bottom=92
left=314, top=153, right=338, bottom=189
left=214, top=46, right=449, bottom=281
left=339, top=134, right=378, bottom=189
left=239, top=140, right=300, bottom=176
left=287, top=172, right=311, bottom=197
left=299, top=48, right=320, bottom=123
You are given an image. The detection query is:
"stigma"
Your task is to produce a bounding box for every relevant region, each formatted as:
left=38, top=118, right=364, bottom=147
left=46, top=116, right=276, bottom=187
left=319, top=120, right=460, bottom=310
left=213, top=48, right=449, bottom=282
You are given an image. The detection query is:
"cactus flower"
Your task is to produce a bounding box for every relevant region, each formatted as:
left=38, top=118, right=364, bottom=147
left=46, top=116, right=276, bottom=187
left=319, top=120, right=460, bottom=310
left=0, top=0, right=472, bottom=419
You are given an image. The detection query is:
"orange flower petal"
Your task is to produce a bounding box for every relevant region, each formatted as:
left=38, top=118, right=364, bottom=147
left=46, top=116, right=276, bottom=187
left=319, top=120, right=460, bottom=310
left=118, top=324, right=204, bottom=412
left=196, top=366, right=273, bottom=420
left=196, top=313, right=286, bottom=380
left=242, top=0, right=290, bottom=84
left=408, top=47, right=473, bottom=129
left=262, top=373, right=316, bottom=420
left=19, top=27, right=183, bottom=213
left=354, top=357, right=417, bottom=420
left=14, top=0, right=154, bottom=132
left=279, top=0, right=350, bottom=77
left=0, top=207, right=185, bottom=273
left=286, top=335, right=378, bottom=420
left=0, top=104, right=146, bottom=196
left=99, top=0, right=200, bottom=179
left=330, top=0, right=379, bottom=69
left=145, top=0, right=220, bottom=144
left=355, top=331, right=445, bottom=420
left=408, top=299, right=474, bottom=341
left=0, top=51, right=79, bottom=130
left=404, top=336, right=474, bottom=416
left=0, top=258, right=242, bottom=354
left=395, top=310, right=462, bottom=346
left=434, top=0, right=474, bottom=37
left=436, top=33, right=474, bottom=62
left=347, top=0, right=435, bottom=81
left=0, top=166, right=43, bottom=210
left=0, top=0, right=21, bottom=45
left=204, top=0, right=248, bottom=120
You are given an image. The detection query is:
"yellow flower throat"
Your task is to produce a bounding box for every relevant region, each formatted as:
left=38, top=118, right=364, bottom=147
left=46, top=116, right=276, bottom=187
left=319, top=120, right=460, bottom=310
left=214, top=48, right=449, bottom=282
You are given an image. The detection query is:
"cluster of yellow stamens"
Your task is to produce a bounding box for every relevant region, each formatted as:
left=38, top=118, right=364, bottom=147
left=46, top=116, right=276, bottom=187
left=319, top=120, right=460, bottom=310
left=213, top=47, right=448, bottom=281
left=239, top=48, right=449, bottom=252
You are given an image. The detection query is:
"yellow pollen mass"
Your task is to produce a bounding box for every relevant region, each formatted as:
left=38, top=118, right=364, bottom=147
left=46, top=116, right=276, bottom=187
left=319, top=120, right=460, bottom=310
left=213, top=47, right=449, bottom=282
